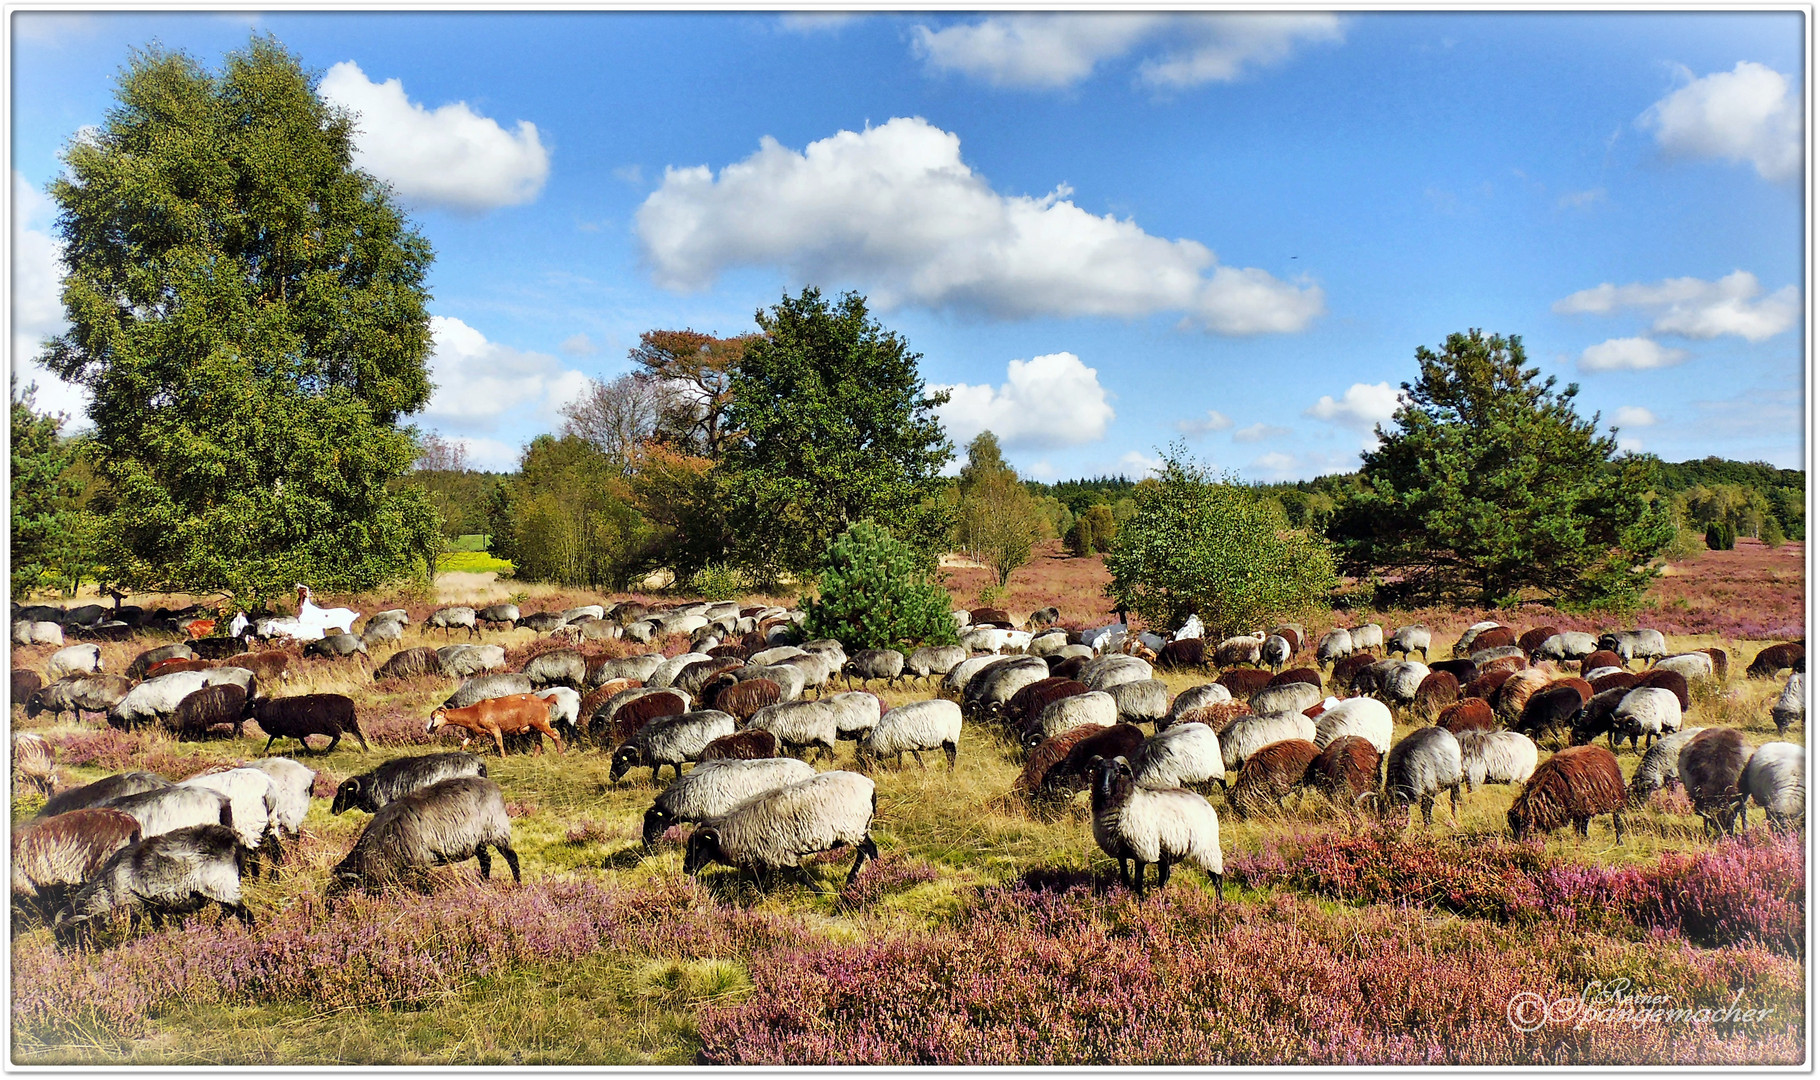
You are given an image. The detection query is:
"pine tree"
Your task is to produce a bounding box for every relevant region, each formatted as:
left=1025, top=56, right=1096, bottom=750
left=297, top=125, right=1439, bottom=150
left=803, top=521, right=957, bottom=650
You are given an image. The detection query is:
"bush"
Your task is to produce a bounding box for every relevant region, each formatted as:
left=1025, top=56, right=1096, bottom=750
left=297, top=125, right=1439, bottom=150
left=1663, top=525, right=1707, bottom=561
left=689, top=563, right=749, bottom=602
left=803, top=521, right=957, bottom=650
left=1065, top=505, right=1117, bottom=557
left=1762, top=517, right=1786, bottom=548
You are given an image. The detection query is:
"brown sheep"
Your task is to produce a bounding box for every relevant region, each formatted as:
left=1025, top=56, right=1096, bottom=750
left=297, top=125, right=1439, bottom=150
left=1507, top=744, right=1625, bottom=841
left=145, top=657, right=217, bottom=679
left=1462, top=668, right=1515, bottom=702
left=1307, top=735, right=1380, bottom=804
left=969, top=606, right=1011, bottom=627
left=1514, top=683, right=1587, bottom=745
left=1478, top=655, right=1529, bottom=677
left=1156, top=639, right=1206, bottom=671
left=706, top=643, right=749, bottom=661
left=1747, top=642, right=1804, bottom=679
left=12, top=807, right=142, bottom=919
left=1678, top=728, right=1750, bottom=838
left=1303, top=700, right=1327, bottom=720
left=1229, top=738, right=1321, bottom=817
left=1495, top=668, right=1553, bottom=724
left=13, top=733, right=57, bottom=796
left=1002, top=677, right=1089, bottom=730
left=126, top=644, right=193, bottom=680
left=1166, top=701, right=1250, bottom=735
left=1470, top=627, right=1517, bottom=653
left=1329, top=653, right=1376, bottom=693
left=1050, top=656, right=1089, bottom=681
left=1014, top=725, right=1104, bottom=798
left=1027, top=723, right=1147, bottom=801
left=1436, top=698, right=1497, bottom=735
left=226, top=650, right=291, bottom=685
left=375, top=647, right=443, bottom=682
left=1270, top=627, right=1302, bottom=653
left=1589, top=671, right=1643, bottom=696
left=1518, top=626, right=1560, bottom=656
left=597, top=690, right=687, bottom=747
left=702, top=677, right=781, bottom=722
left=696, top=729, right=780, bottom=763
left=12, top=669, right=44, bottom=706
left=1411, top=671, right=1460, bottom=719
left=1267, top=667, right=1322, bottom=690
left=1216, top=668, right=1272, bottom=698
left=1579, top=649, right=1625, bottom=673
left=1549, top=676, right=1595, bottom=703
left=579, top=679, right=642, bottom=728
left=1635, top=668, right=1691, bottom=712
left=1701, top=648, right=1729, bottom=680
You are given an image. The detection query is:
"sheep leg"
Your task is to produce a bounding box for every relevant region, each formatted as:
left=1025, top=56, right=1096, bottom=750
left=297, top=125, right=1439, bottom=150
left=1575, top=816, right=1591, bottom=838
left=1132, top=861, right=1149, bottom=899
left=1157, top=857, right=1173, bottom=889
left=324, top=732, right=341, bottom=755
left=846, top=836, right=879, bottom=885
left=225, top=901, right=255, bottom=927
left=476, top=846, right=492, bottom=880
left=1420, top=796, right=1435, bottom=828
left=944, top=742, right=958, bottom=770
left=792, top=864, right=823, bottom=892
left=912, top=749, right=927, bottom=770
left=1449, top=785, right=1460, bottom=823
left=1612, top=811, right=1625, bottom=843
left=263, top=734, right=279, bottom=755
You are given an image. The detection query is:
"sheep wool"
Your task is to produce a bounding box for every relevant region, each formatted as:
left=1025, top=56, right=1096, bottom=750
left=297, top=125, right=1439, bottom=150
left=642, top=757, right=816, bottom=846
left=58, top=824, right=252, bottom=932
left=1031, top=691, right=1119, bottom=744
left=1772, top=673, right=1804, bottom=736
left=1740, top=742, right=1805, bottom=830
left=862, top=699, right=964, bottom=769
left=106, top=785, right=233, bottom=840
left=1457, top=731, right=1539, bottom=791
left=1626, top=728, right=1705, bottom=805
left=1130, top=722, right=1224, bottom=790
left=1219, top=712, right=1318, bottom=773
left=1312, top=697, right=1394, bottom=754
left=688, top=770, right=876, bottom=873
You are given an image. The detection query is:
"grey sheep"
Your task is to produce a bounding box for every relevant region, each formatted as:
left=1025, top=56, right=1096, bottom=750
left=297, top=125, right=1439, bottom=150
left=1219, top=713, right=1318, bottom=773
left=1130, top=721, right=1224, bottom=790
left=1452, top=621, right=1505, bottom=658
left=106, top=784, right=235, bottom=841
left=1387, top=625, right=1430, bottom=661
left=966, top=656, right=1050, bottom=719
left=648, top=652, right=714, bottom=690
left=328, top=777, right=520, bottom=894
left=1079, top=654, right=1153, bottom=693
left=332, top=752, right=489, bottom=815
left=611, top=709, right=738, bottom=783
left=44, top=643, right=103, bottom=682
left=1166, top=683, right=1233, bottom=721
left=824, top=691, right=884, bottom=743
left=360, top=619, right=405, bottom=647
left=1469, top=644, right=1525, bottom=668
left=747, top=699, right=842, bottom=762
left=683, top=770, right=878, bottom=889
left=109, top=669, right=254, bottom=732
left=437, top=644, right=508, bottom=678
left=1654, top=652, right=1715, bottom=681
left=1772, top=673, right=1804, bottom=737
left=905, top=645, right=967, bottom=684
left=427, top=606, right=480, bottom=639
left=1350, top=623, right=1385, bottom=653
left=589, top=653, right=665, bottom=687
left=736, top=663, right=809, bottom=703
left=1613, top=687, right=1683, bottom=750
left=941, top=655, right=1003, bottom=700
left=641, top=757, right=816, bottom=848
left=749, top=645, right=807, bottom=668
left=1381, top=661, right=1431, bottom=704
left=1599, top=629, right=1667, bottom=666
left=1739, top=741, right=1805, bottom=832
left=1250, top=680, right=1321, bottom=718
left=518, top=612, right=568, bottom=634
left=442, top=673, right=535, bottom=711
left=13, top=732, right=57, bottom=796
left=1458, top=731, right=1539, bottom=792
left=522, top=649, right=589, bottom=689
left=1380, top=726, right=1464, bottom=827
left=777, top=652, right=838, bottom=695
left=844, top=648, right=906, bottom=688
left=39, top=771, right=171, bottom=818
left=13, top=620, right=64, bottom=646
left=1312, top=697, right=1394, bottom=754
left=1212, top=635, right=1264, bottom=668
left=1532, top=632, right=1600, bottom=663
left=1107, top=678, right=1170, bottom=726
left=1315, top=628, right=1354, bottom=668
left=1626, top=727, right=1705, bottom=806
left=1091, top=755, right=1223, bottom=898
left=476, top=604, right=521, bottom=629
left=27, top=673, right=136, bottom=723
left=56, top=824, right=252, bottom=936
left=180, top=768, right=283, bottom=874
left=858, top=699, right=962, bottom=771
left=1260, top=635, right=1293, bottom=672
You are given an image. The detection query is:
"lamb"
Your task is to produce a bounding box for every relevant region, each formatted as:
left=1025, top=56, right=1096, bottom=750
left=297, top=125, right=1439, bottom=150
left=1747, top=642, right=1805, bottom=680
left=332, top=752, right=489, bottom=814
left=27, top=674, right=136, bottom=723
left=640, top=757, right=816, bottom=847
left=683, top=770, right=879, bottom=889
left=1090, top=756, right=1223, bottom=898
left=1772, top=673, right=1804, bottom=736
left=1228, top=738, right=1321, bottom=817
left=1531, top=632, right=1599, bottom=664
left=1508, top=745, right=1626, bottom=842
left=1380, top=726, right=1464, bottom=828
left=1219, top=712, right=1318, bottom=774
left=39, top=771, right=171, bottom=818
left=1024, top=691, right=1120, bottom=749
left=55, top=825, right=252, bottom=936
left=611, top=710, right=738, bottom=783
left=437, top=644, right=508, bottom=678
left=1738, top=742, right=1805, bottom=833
left=1626, top=728, right=1705, bottom=806
left=1129, top=721, right=1223, bottom=791
left=747, top=699, right=843, bottom=763
left=328, top=777, right=520, bottom=894
left=1250, top=680, right=1322, bottom=719
left=13, top=733, right=57, bottom=797
left=180, top=768, right=283, bottom=875
left=1307, top=736, right=1381, bottom=805
left=44, top=643, right=103, bottom=682
left=857, top=699, right=963, bottom=771
left=442, top=673, right=536, bottom=711
left=905, top=645, right=967, bottom=684
left=251, top=694, right=368, bottom=755
left=1025, top=724, right=1148, bottom=801
left=105, top=784, right=235, bottom=841
left=245, top=758, right=315, bottom=837
left=1387, top=625, right=1431, bottom=660
left=1107, top=678, right=1170, bottom=727
left=1598, top=629, right=1667, bottom=666
left=167, top=684, right=252, bottom=740
left=12, top=808, right=142, bottom=919
left=522, top=649, right=589, bottom=689
left=1318, top=630, right=1359, bottom=667
left=1677, top=727, right=1750, bottom=838
left=697, top=730, right=782, bottom=763
left=1312, top=697, right=1394, bottom=754
left=375, top=647, right=443, bottom=681
left=1458, top=731, right=1539, bottom=792
left=428, top=694, right=565, bottom=757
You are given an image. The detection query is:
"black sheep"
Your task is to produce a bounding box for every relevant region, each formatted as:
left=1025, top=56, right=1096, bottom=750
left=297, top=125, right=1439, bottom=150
left=167, top=684, right=253, bottom=741
left=251, top=694, right=369, bottom=755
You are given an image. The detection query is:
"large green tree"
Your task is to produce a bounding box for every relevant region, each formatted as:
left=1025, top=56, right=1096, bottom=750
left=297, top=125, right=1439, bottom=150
left=721, top=288, right=953, bottom=582
left=1330, top=329, right=1673, bottom=609
left=953, top=431, right=1045, bottom=586
left=488, top=435, right=649, bottom=588
left=39, top=38, right=440, bottom=600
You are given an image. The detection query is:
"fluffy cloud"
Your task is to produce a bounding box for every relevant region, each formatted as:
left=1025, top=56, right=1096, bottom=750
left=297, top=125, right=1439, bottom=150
left=934, top=352, right=1115, bottom=450
left=910, top=13, right=1341, bottom=90
left=1305, top=382, right=1401, bottom=431
left=1232, top=422, right=1291, bottom=443
left=1554, top=270, right=1798, bottom=342
left=560, top=333, right=600, bottom=356
left=1613, top=405, right=1658, bottom=427
left=423, top=316, right=592, bottom=439
left=1118, top=450, right=1163, bottom=477
left=1244, top=448, right=1358, bottom=482
left=1175, top=409, right=1232, bottom=436
left=1640, top=61, right=1802, bottom=182
left=433, top=435, right=525, bottom=473
left=1246, top=450, right=1300, bottom=481
left=1577, top=337, right=1690, bottom=372
left=635, top=117, right=1322, bottom=334
left=11, top=171, right=88, bottom=426
left=319, top=61, right=550, bottom=212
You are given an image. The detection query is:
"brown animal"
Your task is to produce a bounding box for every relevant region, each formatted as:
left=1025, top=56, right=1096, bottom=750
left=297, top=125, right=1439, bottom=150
left=1266, top=667, right=1322, bottom=690
left=1588, top=671, right=1643, bottom=695
left=701, top=676, right=782, bottom=721
left=1679, top=728, right=1750, bottom=837
left=1701, top=648, right=1729, bottom=680
left=1436, top=697, right=1497, bottom=735
left=1470, top=627, right=1517, bottom=653
left=1216, top=668, right=1272, bottom=698
left=1156, top=639, right=1206, bottom=670
left=597, top=690, right=688, bottom=747
left=1303, top=700, right=1327, bottom=720
left=706, top=643, right=749, bottom=661
left=1002, top=677, right=1089, bottom=730
left=145, top=657, right=217, bottom=679
left=427, top=694, right=565, bottom=757
left=1050, top=656, right=1089, bottom=682
left=1411, top=671, right=1461, bottom=719
left=1517, top=626, right=1560, bottom=655
left=184, top=618, right=218, bottom=640
left=1747, top=642, right=1804, bottom=679
left=1167, top=701, right=1250, bottom=735
left=1461, top=668, right=1515, bottom=702
left=226, top=650, right=291, bottom=685
left=1507, top=745, right=1624, bottom=841
left=1579, top=650, right=1625, bottom=673
left=1307, top=735, right=1380, bottom=804
left=1495, top=668, right=1553, bottom=723
left=578, top=679, right=643, bottom=728
left=1031, top=723, right=1147, bottom=801
left=12, top=669, right=44, bottom=706
left=1478, top=655, right=1529, bottom=677
left=11, top=807, right=142, bottom=919
left=1329, top=653, right=1376, bottom=693
left=1635, top=668, right=1690, bottom=712
left=167, top=684, right=251, bottom=740
left=969, top=607, right=1011, bottom=627
left=696, top=729, right=780, bottom=763
left=1229, top=739, right=1321, bottom=817
left=1269, top=627, right=1303, bottom=653
left=13, top=733, right=57, bottom=796
left=1548, top=676, right=1595, bottom=703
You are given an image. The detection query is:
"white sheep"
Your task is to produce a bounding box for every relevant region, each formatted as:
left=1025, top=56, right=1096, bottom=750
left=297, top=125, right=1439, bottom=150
left=1312, top=697, right=1394, bottom=754
left=180, top=768, right=282, bottom=874
left=1350, top=623, right=1385, bottom=652
left=1614, top=686, right=1683, bottom=749
left=746, top=699, right=842, bottom=762
left=1316, top=628, right=1355, bottom=667
left=245, top=757, right=315, bottom=837
left=683, top=770, right=878, bottom=889
left=1599, top=629, right=1667, bottom=665
left=612, top=710, right=738, bottom=783
left=1654, top=652, right=1715, bottom=681
left=1129, top=722, right=1224, bottom=790
left=1387, top=624, right=1430, bottom=660
left=859, top=699, right=963, bottom=770
left=45, top=644, right=103, bottom=683
left=1382, top=661, right=1431, bottom=704
left=940, top=655, right=1002, bottom=701
left=822, top=691, right=883, bottom=743
left=1381, top=726, right=1464, bottom=827
left=738, top=664, right=809, bottom=702
left=1091, top=756, right=1223, bottom=898
left=1219, top=712, right=1318, bottom=773
left=1249, top=680, right=1320, bottom=718
left=105, top=784, right=233, bottom=841
left=1080, top=654, right=1153, bottom=692
left=1106, top=679, right=1170, bottom=726
left=1457, top=730, right=1539, bottom=792
left=108, top=669, right=253, bottom=731
left=640, top=757, right=816, bottom=847
left=1532, top=632, right=1600, bottom=663
left=1029, top=691, right=1119, bottom=746
left=1739, top=742, right=1805, bottom=832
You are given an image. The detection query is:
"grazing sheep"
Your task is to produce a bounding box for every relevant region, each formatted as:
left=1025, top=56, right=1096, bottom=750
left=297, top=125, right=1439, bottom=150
left=1702, top=648, right=1730, bottom=681
left=1579, top=650, right=1626, bottom=675
left=1410, top=671, right=1461, bottom=719
left=1748, top=642, right=1805, bottom=680
left=905, top=645, right=968, bottom=684
left=1168, top=701, right=1252, bottom=737
left=612, top=709, right=738, bottom=783
left=1380, top=662, right=1431, bottom=705
left=1772, top=673, right=1804, bottom=737
left=1228, top=738, right=1321, bottom=817
left=109, top=670, right=253, bottom=732
left=44, top=643, right=103, bottom=683
left=683, top=771, right=879, bottom=888
left=27, top=674, right=136, bottom=723
left=1250, top=680, right=1322, bottom=719
left=697, top=729, right=782, bottom=763
left=749, top=645, right=807, bottom=668
left=12, top=668, right=45, bottom=706
left=1349, top=623, right=1385, bottom=653
left=703, top=677, right=782, bottom=722
left=1653, top=652, right=1714, bottom=682
left=1469, top=645, right=1526, bottom=669
left=251, top=694, right=368, bottom=755
left=647, top=652, right=713, bottom=691
left=436, top=644, right=508, bottom=678
left=1386, top=625, right=1430, bottom=661
left=1381, top=727, right=1465, bottom=827
left=1514, top=682, right=1588, bottom=746
left=375, top=647, right=443, bottom=682
left=12, top=621, right=63, bottom=646
left=39, top=772, right=171, bottom=818
left=1267, top=667, right=1324, bottom=692
left=225, top=650, right=291, bottom=685
left=1739, top=742, right=1805, bottom=832
left=1129, top=721, right=1223, bottom=791
left=640, top=757, right=816, bottom=847
left=1312, top=697, right=1394, bottom=755
left=1508, top=745, right=1625, bottom=841
left=1024, top=691, right=1120, bottom=749
left=428, top=694, right=565, bottom=757
left=1026, top=724, right=1148, bottom=801
left=589, top=654, right=665, bottom=687
left=13, top=733, right=57, bottom=797
left=332, top=753, right=488, bottom=815
left=245, top=758, right=314, bottom=837
left=843, top=649, right=906, bottom=689
left=1589, top=671, right=1643, bottom=696
left=1167, top=683, right=1232, bottom=722
left=442, top=673, right=536, bottom=711
left=1428, top=659, right=1479, bottom=687
left=1532, top=632, right=1599, bottom=664
left=747, top=699, right=843, bottom=763
left=1626, top=728, right=1705, bottom=806
left=12, top=808, right=142, bottom=919
left=1462, top=668, right=1515, bottom=703
left=777, top=652, right=839, bottom=696
left=475, top=604, right=521, bottom=630
left=105, top=784, right=234, bottom=841
left=1569, top=687, right=1631, bottom=748
left=1495, top=668, right=1554, bottom=724
left=1611, top=686, right=1683, bottom=751
left=360, top=619, right=404, bottom=648
left=1458, top=731, right=1539, bottom=791
left=1248, top=635, right=1290, bottom=673
left=1307, top=736, right=1380, bottom=805
left=1157, top=638, right=1207, bottom=672
left=328, top=777, right=519, bottom=894
left=1327, top=653, right=1376, bottom=694
left=1216, top=668, right=1274, bottom=699
left=1078, top=654, right=1153, bottom=693
left=593, top=689, right=690, bottom=746
left=1107, top=678, right=1170, bottom=727
left=518, top=612, right=567, bottom=634
left=180, top=768, right=283, bottom=874
left=821, top=691, right=883, bottom=745
left=1598, top=630, right=1667, bottom=666
left=1220, top=712, right=1318, bottom=774
left=56, top=825, right=251, bottom=936
left=1436, top=697, right=1497, bottom=735
left=1003, top=677, right=1090, bottom=731
left=939, top=655, right=1001, bottom=701
left=1211, top=635, right=1262, bottom=668
left=167, top=684, right=251, bottom=740
left=858, top=699, right=963, bottom=771
left=536, top=687, right=583, bottom=739
left=1090, top=756, right=1223, bottom=898
left=302, top=633, right=368, bottom=661
left=672, top=658, right=745, bottom=700
left=1678, top=728, right=1750, bottom=838
left=1453, top=623, right=1511, bottom=657
left=126, top=644, right=194, bottom=680
left=523, top=649, right=589, bottom=689
left=737, top=664, right=809, bottom=703
left=966, top=656, right=1051, bottom=719
left=1517, top=626, right=1560, bottom=655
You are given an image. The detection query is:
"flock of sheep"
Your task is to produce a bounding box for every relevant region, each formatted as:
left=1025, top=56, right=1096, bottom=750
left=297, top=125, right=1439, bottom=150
left=8, top=593, right=1809, bottom=938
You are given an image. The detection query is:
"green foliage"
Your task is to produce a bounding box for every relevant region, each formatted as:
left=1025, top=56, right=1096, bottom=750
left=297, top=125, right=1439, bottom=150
left=1662, top=525, right=1707, bottom=562
left=488, top=436, right=648, bottom=588
left=1104, top=445, right=1337, bottom=636
left=720, top=288, right=954, bottom=583
left=1024, top=475, right=1139, bottom=517
left=953, top=432, right=1045, bottom=586
left=1033, top=496, right=1072, bottom=541
left=1066, top=504, right=1118, bottom=557
left=1705, top=523, right=1726, bottom=551
left=803, top=521, right=957, bottom=651
left=40, top=38, right=440, bottom=601
left=10, top=379, right=97, bottom=596
left=688, top=563, right=749, bottom=602
left=1330, top=330, right=1673, bottom=609
left=1762, top=516, right=1787, bottom=549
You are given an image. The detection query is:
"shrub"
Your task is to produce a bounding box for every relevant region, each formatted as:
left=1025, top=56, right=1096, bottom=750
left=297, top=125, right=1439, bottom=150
left=1065, top=504, right=1117, bottom=557
left=804, top=521, right=956, bottom=651
left=1761, top=517, right=1786, bottom=549
left=689, top=563, right=749, bottom=602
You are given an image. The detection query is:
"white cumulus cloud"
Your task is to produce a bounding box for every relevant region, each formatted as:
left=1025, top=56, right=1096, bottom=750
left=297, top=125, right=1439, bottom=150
left=1640, top=61, right=1802, bottom=182
left=1175, top=409, right=1232, bottom=436
left=1306, top=382, right=1402, bottom=431
left=910, top=13, right=1341, bottom=90
left=1613, top=405, right=1658, bottom=427
left=634, top=117, right=1322, bottom=334
left=424, top=316, right=592, bottom=439
left=1554, top=270, right=1798, bottom=342
left=1578, top=337, right=1690, bottom=372
left=1232, top=422, right=1291, bottom=443
left=319, top=61, right=550, bottom=212
left=935, top=351, right=1115, bottom=450
left=11, top=171, right=89, bottom=427
left=1119, top=450, right=1163, bottom=477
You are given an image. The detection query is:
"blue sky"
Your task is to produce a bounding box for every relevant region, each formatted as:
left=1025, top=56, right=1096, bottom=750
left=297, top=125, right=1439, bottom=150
left=10, top=10, right=1806, bottom=478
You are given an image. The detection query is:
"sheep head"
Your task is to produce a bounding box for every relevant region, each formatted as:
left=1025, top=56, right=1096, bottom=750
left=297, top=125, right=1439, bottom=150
left=608, top=745, right=642, bottom=782
left=641, top=806, right=673, bottom=850
left=682, top=827, right=722, bottom=875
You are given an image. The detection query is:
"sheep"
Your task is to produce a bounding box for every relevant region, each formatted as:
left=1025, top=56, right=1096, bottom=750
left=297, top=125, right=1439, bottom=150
left=1650, top=652, right=1713, bottom=684
left=1312, top=697, right=1394, bottom=755
left=1518, top=626, right=1561, bottom=655
left=105, top=670, right=243, bottom=731
left=428, top=694, right=565, bottom=757
left=1512, top=683, right=1585, bottom=746
left=1598, top=629, right=1667, bottom=666
left=1452, top=622, right=1510, bottom=657
left=1220, top=712, right=1318, bottom=774
left=332, top=752, right=489, bottom=814
left=1495, top=668, right=1554, bottom=724
left=965, top=656, right=1051, bottom=720
left=13, top=621, right=63, bottom=646
left=519, top=612, right=567, bottom=634
left=1268, top=667, right=1324, bottom=692
left=251, top=694, right=368, bottom=755
left=442, top=673, right=536, bottom=711
left=560, top=604, right=606, bottom=626
left=1307, top=736, right=1380, bottom=806
left=1458, top=731, right=1539, bottom=792
left=1578, top=650, right=1626, bottom=676
left=589, top=654, right=666, bottom=687
left=1772, top=673, right=1804, bottom=737
left=1748, top=642, right=1805, bottom=680
left=1244, top=635, right=1289, bottom=673
left=1250, top=680, right=1321, bottom=719
left=1166, top=683, right=1232, bottom=723
left=737, top=664, right=809, bottom=703
left=940, top=655, right=1002, bottom=701
left=778, top=652, right=839, bottom=696
left=905, top=645, right=968, bottom=684
left=1106, top=678, right=1170, bottom=727
left=1627, top=728, right=1705, bottom=806
left=1025, top=724, right=1148, bottom=801
left=1228, top=738, right=1321, bottom=817
left=1045, top=644, right=1096, bottom=669
left=437, top=644, right=509, bottom=678
left=1469, top=645, right=1525, bottom=670
left=39, top=771, right=171, bottom=818
left=1610, top=686, right=1683, bottom=751
left=1080, top=653, right=1154, bottom=692
left=750, top=645, right=807, bottom=668
left=11, top=668, right=44, bottom=706
left=683, top=770, right=878, bottom=889
left=167, top=684, right=252, bottom=740
left=1317, top=630, right=1359, bottom=667
left=837, top=649, right=902, bottom=690
left=1327, top=653, right=1376, bottom=694
left=1569, top=687, right=1631, bottom=748
left=1381, top=661, right=1432, bottom=706
left=1217, top=668, right=1274, bottom=700
left=328, top=777, right=520, bottom=895
left=180, top=768, right=283, bottom=875
left=225, top=650, right=291, bottom=685
left=475, top=604, right=521, bottom=631
left=1436, top=698, right=1497, bottom=735
left=1508, top=745, right=1626, bottom=842
left=1678, top=728, right=1751, bottom=838
left=523, top=649, right=589, bottom=689
left=1531, top=632, right=1599, bottom=664
left=612, top=710, right=738, bottom=783
left=244, top=758, right=315, bottom=838
left=1739, top=742, right=1805, bottom=833
left=697, top=730, right=782, bottom=763
left=13, top=735, right=58, bottom=804
left=858, top=699, right=963, bottom=771
left=1426, top=659, right=1478, bottom=688
left=11, top=808, right=142, bottom=919
left=44, top=643, right=103, bottom=683
left=375, top=647, right=443, bottom=681
left=301, top=633, right=369, bottom=662
left=1158, top=638, right=1209, bottom=671
left=1380, top=727, right=1465, bottom=827
left=1350, top=623, right=1385, bottom=653
left=26, top=674, right=135, bottom=723
left=592, top=689, right=690, bottom=746
left=1090, top=756, right=1223, bottom=898
left=703, top=676, right=782, bottom=722
left=1129, top=721, right=1223, bottom=791
left=647, top=652, right=713, bottom=691
left=640, top=757, right=816, bottom=848
left=1003, top=677, right=1090, bottom=731
left=1211, top=635, right=1263, bottom=668
left=1589, top=670, right=1643, bottom=696
left=747, top=699, right=843, bottom=763
left=674, top=658, right=745, bottom=700
left=55, top=825, right=252, bottom=936
left=105, top=784, right=235, bottom=841
left=536, top=687, right=583, bottom=739
left=1024, top=691, right=1120, bottom=749
left=822, top=691, right=883, bottom=745
left=1386, top=625, right=1430, bottom=660
left=122, top=644, right=190, bottom=680
left=1168, top=701, right=1252, bottom=737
